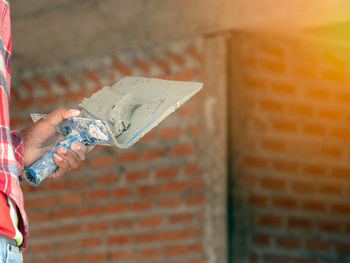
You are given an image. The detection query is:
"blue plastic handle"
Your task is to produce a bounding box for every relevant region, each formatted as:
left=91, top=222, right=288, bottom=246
left=24, top=133, right=83, bottom=186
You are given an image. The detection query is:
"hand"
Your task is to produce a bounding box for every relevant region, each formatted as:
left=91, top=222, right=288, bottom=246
left=21, top=107, right=93, bottom=178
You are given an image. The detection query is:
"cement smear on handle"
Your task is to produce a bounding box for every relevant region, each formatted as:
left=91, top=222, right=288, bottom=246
left=79, top=77, right=203, bottom=148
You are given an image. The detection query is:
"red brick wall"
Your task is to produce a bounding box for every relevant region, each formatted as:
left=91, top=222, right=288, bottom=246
left=11, top=41, right=208, bottom=263
left=229, top=32, right=350, bottom=262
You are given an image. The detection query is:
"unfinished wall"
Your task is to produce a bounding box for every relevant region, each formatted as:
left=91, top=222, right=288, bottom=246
left=10, top=37, right=227, bottom=263
left=229, top=32, right=350, bottom=262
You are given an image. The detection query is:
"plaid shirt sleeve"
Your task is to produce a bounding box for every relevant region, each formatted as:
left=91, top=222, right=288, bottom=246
left=0, top=0, right=29, bottom=250
left=10, top=130, right=24, bottom=177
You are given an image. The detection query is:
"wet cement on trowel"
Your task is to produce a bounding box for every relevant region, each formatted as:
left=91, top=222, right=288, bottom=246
left=79, top=77, right=203, bottom=148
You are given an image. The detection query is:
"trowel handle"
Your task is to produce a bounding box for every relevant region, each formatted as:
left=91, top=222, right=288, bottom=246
left=23, top=133, right=83, bottom=186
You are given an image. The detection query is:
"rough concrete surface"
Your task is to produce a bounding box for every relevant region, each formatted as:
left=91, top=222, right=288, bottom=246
left=11, top=0, right=350, bottom=69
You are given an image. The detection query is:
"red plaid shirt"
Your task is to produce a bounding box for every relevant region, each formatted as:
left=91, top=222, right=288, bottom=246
left=0, top=0, right=28, bottom=250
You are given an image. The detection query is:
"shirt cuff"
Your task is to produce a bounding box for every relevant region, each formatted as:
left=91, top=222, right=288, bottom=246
left=10, top=130, right=24, bottom=177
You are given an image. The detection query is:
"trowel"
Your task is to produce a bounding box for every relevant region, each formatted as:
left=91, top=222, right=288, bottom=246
left=23, top=77, right=203, bottom=186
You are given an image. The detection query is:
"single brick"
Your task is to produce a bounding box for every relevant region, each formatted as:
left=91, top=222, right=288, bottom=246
left=273, top=120, right=297, bottom=132
left=107, top=234, right=129, bottom=245
left=81, top=237, right=102, bottom=248
left=53, top=207, right=77, bottom=220
left=26, top=196, right=56, bottom=209
left=178, top=104, right=197, bottom=117
left=56, top=74, right=69, bottom=87
left=290, top=104, right=313, bottom=116
left=116, top=151, right=140, bottom=163
left=128, top=199, right=152, bottom=211
left=21, top=79, right=34, bottom=93
left=167, top=52, right=185, bottom=66
left=306, top=240, right=330, bottom=251
left=257, top=214, right=283, bottom=228
left=168, top=212, right=192, bottom=224
left=323, top=69, right=345, bottom=83
left=89, top=155, right=113, bottom=168
left=335, top=242, right=350, bottom=254
left=272, top=82, right=295, bottom=94
left=186, top=194, right=206, bottom=206
left=332, top=168, right=350, bottom=179
left=85, top=252, right=108, bottom=262
left=162, top=181, right=187, bottom=192
left=85, top=189, right=108, bottom=201
left=143, top=148, right=167, bottom=161
left=171, top=143, right=194, bottom=156
left=243, top=155, right=268, bottom=169
left=243, top=75, right=266, bottom=90
left=169, top=69, right=195, bottom=81
left=288, top=217, right=312, bottom=230
left=139, top=215, right=163, bottom=227
left=319, top=222, right=341, bottom=233
left=321, top=145, right=342, bottom=158
left=302, top=200, right=326, bottom=211
left=272, top=159, right=297, bottom=173
left=253, top=233, right=271, bottom=246
left=187, top=47, right=204, bottom=63
left=112, top=218, right=135, bottom=229
left=153, top=57, right=170, bottom=72
left=303, top=124, right=325, bottom=135
left=137, top=185, right=161, bottom=195
left=134, top=59, right=150, bottom=75
left=125, top=169, right=149, bottom=181
left=96, top=172, right=118, bottom=184
left=303, top=164, right=326, bottom=176
left=260, top=99, right=284, bottom=112
left=258, top=42, right=284, bottom=57
left=86, top=69, right=100, bottom=83
left=113, top=58, right=132, bottom=76
left=14, top=98, right=34, bottom=110
left=59, top=192, right=82, bottom=205
left=250, top=193, right=267, bottom=207
left=291, top=180, right=315, bottom=194
left=319, top=108, right=342, bottom=120
left=260, top=176, right=286, bottom=191
left=331, top=128, right=350, bottom=140
left=155, top=166, right=179, bottom=179
left=86, top=221, right=109, bottom=232
left=272, top=196, right=297, bottom=209
left=332, top=203, right=350, bottom=214
left=157, top=196, right=181, bottom=207
left=78, top=205, right=101, bottom=217
left=261, top=59, right=286, bottom=74
left=261, top=138, right=286, bottom=152
left=159, top=127, right=183, bottom=138
left=276, top=236, right=301, bottom=249
left=306, top=87, right=330, bottom=100
left=111, top=250, right=133, bottom=261
left=320, top=184, right=342, bottom=195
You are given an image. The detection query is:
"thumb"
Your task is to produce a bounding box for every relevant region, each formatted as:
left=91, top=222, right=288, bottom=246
left=44, top=107, right=80, bottom=127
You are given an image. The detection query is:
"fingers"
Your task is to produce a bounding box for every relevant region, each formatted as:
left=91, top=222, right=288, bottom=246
left=50, top=153, right=71, bottom=178
left=49, top=142, right=90, bottom=179
left=44, top=107, right=80, bottom=127
left=71, top=142, right=89, bottom=161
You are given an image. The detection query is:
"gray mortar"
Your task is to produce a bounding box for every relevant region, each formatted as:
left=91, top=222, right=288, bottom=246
left=79, top=76, right=203, bottom=148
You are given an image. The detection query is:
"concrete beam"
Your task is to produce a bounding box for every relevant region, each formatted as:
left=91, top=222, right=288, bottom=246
left=11, top=0, right=350, bottom=69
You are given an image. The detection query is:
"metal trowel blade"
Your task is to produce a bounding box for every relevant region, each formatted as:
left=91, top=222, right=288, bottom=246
left=80, top=77, right=203, bottom=149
